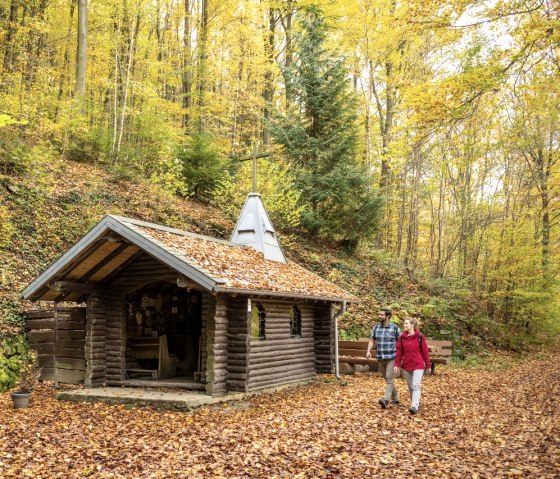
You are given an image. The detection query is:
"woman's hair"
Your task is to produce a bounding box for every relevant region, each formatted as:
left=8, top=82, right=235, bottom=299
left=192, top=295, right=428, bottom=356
left=404, top=317, right=419, bottom=330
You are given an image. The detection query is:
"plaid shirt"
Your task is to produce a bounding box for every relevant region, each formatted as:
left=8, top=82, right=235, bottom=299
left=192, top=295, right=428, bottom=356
left=370, top=322, right=401, bottom=360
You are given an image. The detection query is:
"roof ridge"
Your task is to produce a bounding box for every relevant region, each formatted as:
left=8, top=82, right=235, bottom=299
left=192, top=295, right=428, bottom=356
left=108, top=214, right=246, bottom=249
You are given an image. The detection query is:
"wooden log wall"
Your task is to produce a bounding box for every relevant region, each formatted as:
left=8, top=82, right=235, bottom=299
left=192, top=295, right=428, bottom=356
left=200, top=293, right=210, bottom=384
left=205, top=295, right=226, bottom=396
left=104, top=291, right=125, bottom=386
left=226, top=297, right=249, bottom=392
left=246, top=300, right=317, bottom=391
left=26, top=307, right=86, bottom=384
left=85, top=294, right=107, bottom=387
left=109, top=254, right=179, bottom=290
left=314, top=303, right=333, bottom=373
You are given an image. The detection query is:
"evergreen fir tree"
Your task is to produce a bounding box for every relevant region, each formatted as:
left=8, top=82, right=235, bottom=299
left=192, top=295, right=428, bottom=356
left=176, top=132, right=226, bottom=200
left=269, top=6, right=382, bottom=245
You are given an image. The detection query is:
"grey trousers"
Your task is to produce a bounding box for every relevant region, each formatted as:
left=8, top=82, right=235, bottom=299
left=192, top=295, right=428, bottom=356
left=401, top=369, right=424, bottom=409
left=378, top=359, right=399, bottom=402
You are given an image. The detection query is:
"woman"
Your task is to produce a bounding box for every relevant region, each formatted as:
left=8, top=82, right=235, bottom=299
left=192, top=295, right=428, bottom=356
left=394, top=318, right=431, bottom=415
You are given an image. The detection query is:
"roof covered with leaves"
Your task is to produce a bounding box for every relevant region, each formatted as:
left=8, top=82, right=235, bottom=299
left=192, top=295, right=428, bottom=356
left=128, top=218, right=356, bottom=301
left=21, top=215, right=356, bottom=303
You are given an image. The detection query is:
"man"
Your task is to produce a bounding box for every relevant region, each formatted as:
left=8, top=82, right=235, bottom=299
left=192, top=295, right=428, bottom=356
left=366, top=309, right=401, bottom=409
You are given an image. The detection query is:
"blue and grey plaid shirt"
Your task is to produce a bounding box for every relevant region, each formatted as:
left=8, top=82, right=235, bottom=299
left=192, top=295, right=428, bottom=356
left=370, top=322, right=401, bottom=360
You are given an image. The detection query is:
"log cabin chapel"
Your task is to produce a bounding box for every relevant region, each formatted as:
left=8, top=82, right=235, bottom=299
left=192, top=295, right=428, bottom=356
left=20, top=191, right=356, bottom=396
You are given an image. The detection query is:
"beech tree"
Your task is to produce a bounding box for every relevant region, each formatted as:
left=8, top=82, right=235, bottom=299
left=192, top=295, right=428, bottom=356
left=74, top=0, right=87, bottom=96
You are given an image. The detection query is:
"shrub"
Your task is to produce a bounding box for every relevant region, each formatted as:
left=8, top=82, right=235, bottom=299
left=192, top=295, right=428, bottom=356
left=14, top=350, right=41, bottom=393
left=0, top=333, right=30, bottom=392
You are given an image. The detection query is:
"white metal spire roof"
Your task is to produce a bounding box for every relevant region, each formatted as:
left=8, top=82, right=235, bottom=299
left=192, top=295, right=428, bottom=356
left=230, top=193, right=287, bottom=263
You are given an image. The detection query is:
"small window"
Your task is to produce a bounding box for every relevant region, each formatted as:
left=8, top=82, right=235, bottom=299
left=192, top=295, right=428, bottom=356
left=290, top=305, right=302, bottom=337
left=251, top=302, right=266, bottom=340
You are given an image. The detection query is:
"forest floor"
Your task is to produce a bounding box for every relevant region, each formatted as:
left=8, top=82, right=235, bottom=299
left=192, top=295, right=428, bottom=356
left=1, top=359, right=558, bottom=479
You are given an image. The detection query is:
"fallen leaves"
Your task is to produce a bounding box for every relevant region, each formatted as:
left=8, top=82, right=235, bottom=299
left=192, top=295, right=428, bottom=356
left=1, top=359, right=559, bottom=478
left=137, top=225, right=355, bottom=300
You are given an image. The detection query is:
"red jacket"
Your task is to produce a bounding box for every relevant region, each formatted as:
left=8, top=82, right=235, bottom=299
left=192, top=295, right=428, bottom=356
left=395, top=331, right=431, bottom=371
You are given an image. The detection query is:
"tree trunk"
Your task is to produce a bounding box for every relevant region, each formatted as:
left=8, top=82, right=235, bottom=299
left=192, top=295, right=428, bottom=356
left=280, top=1, right=294, bottom=106
left=262, top=6, right=275, bottom=146
left=55, top=0, right=77, bottom=121
left=116, top=13, right=140, bottom=157
left=2, top=1, right=19, bottom=75
left=111, top=18, right=121, bottom=153
left=405, top=141, right=422, bottom=270
left=196, top=0, right=208, bottom=132
left=182, top=0, right=193, bottom=128
left=74, top=0, right=88, bottom=97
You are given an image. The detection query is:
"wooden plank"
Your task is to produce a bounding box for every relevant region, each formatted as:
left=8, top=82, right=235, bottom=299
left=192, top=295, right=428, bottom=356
left=426, top=340, right=453, bottom=347
left=57, top=338, right=85, bottom=349
left=40, top=367, right=55, bottom=381
left=56, top=307, right=88, bottom=313
left=339, top=357, right=378, bottom=365
left=430, top=350, right=452, bottom=356
left=56, top=369, right=85, bottom=384
left=57, top=330, right=86, bottom=340
left=338, top=348, right=368, bottom=356
left=56, top=321, right=86, bottom=330
left=38, top=354, right=54, bottom=368
left=31, top=343, right=54, bottom=355
left=56, top=358, right=86, bottom=370
left=248, top=371, right=315, bottom=390
left=28, top=330, right=55, bottom=343
left=25, top=310, right=56, bottom=320
left=249, top=357, right=314, bottom=372
left=338, top=340, right=369, bottom=350
left=57, top=348, right=85, bottom=359
left=26, top=319, right=55, bottom=330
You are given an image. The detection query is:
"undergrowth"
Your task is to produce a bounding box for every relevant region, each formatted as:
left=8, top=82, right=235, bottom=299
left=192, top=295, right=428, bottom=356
left=0, top=147, right=557, bottom=391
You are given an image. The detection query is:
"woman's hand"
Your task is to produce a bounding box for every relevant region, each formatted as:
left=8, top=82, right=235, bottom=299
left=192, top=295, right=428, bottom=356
left=366, top=350, right=372, bottom=359
left=394, top=366, right=399, bottom=373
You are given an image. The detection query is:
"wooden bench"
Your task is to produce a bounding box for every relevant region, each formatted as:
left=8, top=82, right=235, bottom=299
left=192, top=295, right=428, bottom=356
left=126, top=335, right=178, bottom=380
left=426, top=340, right=453, bottom=373
left=338, top=338, right=452, bottom=374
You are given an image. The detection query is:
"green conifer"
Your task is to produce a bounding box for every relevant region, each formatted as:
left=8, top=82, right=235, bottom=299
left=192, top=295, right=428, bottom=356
left=270, top=6, right=382, bottom=246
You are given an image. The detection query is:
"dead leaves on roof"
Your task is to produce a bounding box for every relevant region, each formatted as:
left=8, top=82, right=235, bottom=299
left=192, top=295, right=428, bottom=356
left=1, top=359, right=559, bottom=478
left=142, top=227, right=355, bottom=300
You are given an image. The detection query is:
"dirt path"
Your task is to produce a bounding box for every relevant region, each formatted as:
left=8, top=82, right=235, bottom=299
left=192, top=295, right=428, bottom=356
left=1, top=360, right=558, bottom=478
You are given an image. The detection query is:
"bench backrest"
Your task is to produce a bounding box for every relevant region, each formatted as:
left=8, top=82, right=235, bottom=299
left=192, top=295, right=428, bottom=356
left=338, top=338, right=452, bottom=358
left=338, top=340, right=369, bottom=357
left=129, top=337, right=160, bottom=359
left=425, top=340, right=452, bottom=358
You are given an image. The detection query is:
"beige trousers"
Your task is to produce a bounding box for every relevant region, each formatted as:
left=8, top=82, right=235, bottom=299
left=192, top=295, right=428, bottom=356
left=378, top=359, right=399, bottom=402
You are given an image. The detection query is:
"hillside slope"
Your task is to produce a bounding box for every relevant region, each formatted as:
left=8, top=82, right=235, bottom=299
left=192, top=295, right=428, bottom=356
left=1, top=160, right=473, bottom=353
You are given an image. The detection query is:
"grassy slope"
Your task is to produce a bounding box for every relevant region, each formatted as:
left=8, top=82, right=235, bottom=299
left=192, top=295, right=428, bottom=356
left=0, top=159, right=469, bottom=353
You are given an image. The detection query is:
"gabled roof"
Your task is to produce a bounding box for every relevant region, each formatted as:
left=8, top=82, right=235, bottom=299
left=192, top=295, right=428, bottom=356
left=230, top=193, right=287, bottom=263
left=20, top=215, right=357, bottom=303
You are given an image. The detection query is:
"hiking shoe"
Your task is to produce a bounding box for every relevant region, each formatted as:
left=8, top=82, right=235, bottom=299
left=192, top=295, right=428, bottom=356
left=408, top=406, right=418, bottom=415
left=378, top=399, right=389, bottom=409
left=391, top=399, right=400, bottom=405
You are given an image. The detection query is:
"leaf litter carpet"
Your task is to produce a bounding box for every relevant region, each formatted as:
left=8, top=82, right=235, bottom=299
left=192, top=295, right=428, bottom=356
left=1, top=359, right=558, bottom=479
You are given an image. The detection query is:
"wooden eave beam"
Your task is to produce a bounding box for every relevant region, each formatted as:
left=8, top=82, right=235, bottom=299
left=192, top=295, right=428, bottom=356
left=177, top=275, right=202, bottom=290
left=77, top=242, right=132, bottom=283
left=98, top=248, right=144, bottom=285
left=49, top=281, right=99, bottom=293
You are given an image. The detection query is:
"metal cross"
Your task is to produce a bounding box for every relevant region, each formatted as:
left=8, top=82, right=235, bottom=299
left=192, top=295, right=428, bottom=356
left=239, top=141, right=271, bottom=193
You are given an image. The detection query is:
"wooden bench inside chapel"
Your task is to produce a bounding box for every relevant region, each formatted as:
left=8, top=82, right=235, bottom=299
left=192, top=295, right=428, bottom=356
left=126, top=335, right=178, bottom=380
left=338, top=338, right=453, bottom=375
